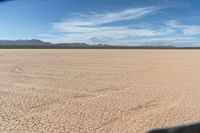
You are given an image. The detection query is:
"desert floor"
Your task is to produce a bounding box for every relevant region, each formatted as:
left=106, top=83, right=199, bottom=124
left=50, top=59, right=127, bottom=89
left=1, top=49, right=200, bottom=133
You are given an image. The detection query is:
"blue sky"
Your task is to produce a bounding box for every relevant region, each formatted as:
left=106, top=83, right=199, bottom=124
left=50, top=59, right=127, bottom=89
left=1, top=0, right=200, bottom=46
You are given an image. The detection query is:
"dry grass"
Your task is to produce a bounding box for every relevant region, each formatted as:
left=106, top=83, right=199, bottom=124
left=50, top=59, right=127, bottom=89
left=1, top=49, right=200, bottom=133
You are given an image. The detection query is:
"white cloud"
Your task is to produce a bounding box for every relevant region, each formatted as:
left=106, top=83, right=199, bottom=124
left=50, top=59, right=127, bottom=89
left=183, top=27, right=200, bottom=35
left=39, top=7, right=174, bottom=44
left=38, top=8, right=200, bottom=46
left=110, top=36, right=200, bottom=46
left=166, top=20, right=200, bottom=35
left=39, top=27, right=173, bottom=44
left=39, top=32, right=200, bottom=46
left=51, top=7, right=160, bottom=40
left=53, top=7, right=158, bottom=32
left=166, top=20, right=180, bottom=28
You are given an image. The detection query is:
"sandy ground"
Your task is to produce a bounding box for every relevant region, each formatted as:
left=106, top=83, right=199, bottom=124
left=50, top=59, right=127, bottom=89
left=1, top=49, right=200, bottom=133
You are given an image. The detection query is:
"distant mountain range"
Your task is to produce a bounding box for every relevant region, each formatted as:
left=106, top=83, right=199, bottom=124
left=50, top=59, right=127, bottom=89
left=0, top=39, right=109, bottom=48
left=0, top=39, right=199, bottom=49
left=0, top=39, right=51, bottom=45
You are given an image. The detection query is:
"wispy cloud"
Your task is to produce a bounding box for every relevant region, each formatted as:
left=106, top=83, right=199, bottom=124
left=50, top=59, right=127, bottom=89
left=39, top=7, right=168, bottom=44
left=38, top=27, right=173, bottom=44
left=183, top=27, right=200, bottom=35
left=52, top=7, right=160, bottom=39
left=166, top=20, right=200, bottom=35
left=53, top=7, right=158, bottom=32
left=38, top=7, right=200, bottom=46
left=129, top=36, right=200, bottom=46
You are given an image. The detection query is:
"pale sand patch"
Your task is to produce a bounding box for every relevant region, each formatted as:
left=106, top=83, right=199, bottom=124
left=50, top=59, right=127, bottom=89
left=1, top=49, right=200, bottom=133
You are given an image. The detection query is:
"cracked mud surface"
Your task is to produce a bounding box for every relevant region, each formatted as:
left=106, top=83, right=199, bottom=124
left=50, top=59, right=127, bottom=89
left=1, top=49, right=200, bottom=133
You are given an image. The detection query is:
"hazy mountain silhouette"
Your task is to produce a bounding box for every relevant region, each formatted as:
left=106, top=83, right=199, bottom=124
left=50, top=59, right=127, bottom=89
left=0, top=39, right=199, bottom=49
left=0, top=39, right=51, bottom=45
left=0, top=39, right=112, bottom=48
